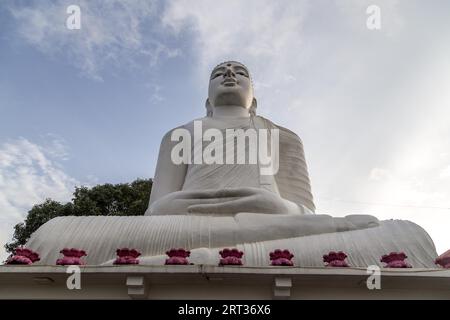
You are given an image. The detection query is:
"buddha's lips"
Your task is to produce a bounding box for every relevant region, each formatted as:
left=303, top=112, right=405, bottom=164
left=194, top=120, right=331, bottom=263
left=222, top=79, right=237, bottom=86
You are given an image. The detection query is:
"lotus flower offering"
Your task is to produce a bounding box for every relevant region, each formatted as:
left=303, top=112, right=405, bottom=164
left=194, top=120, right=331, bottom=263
left=435, top=250, right=450, bottom=269
left=6, top=248, right=40, bottom=265
left=219, top=248, right=244, bottom=266
left=323, top=251, right=350, bottom=267
left=165, top=248, right=191, bottom=265
left=56, top=248, right=87, bottom=265
left=114, top=248, right=141, bottom=265
left=381, top=252, right=412, bottom=268
left=269, top=249, right=294, bottom=266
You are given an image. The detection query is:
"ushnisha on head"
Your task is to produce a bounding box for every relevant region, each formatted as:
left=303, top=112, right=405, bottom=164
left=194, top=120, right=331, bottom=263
left=206, top=61, right=257, bottom=117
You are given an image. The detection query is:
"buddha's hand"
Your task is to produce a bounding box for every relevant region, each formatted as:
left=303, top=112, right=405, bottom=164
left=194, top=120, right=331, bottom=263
left=186, top=187, right=304, bottom=215
left=148, top=190, right=234, bottom=215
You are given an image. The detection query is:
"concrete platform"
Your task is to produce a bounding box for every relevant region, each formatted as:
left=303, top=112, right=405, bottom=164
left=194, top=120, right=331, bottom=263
left=1, top=265, right=449, bottom=299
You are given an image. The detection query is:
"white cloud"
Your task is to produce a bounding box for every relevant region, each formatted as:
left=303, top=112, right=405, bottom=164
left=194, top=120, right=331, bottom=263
left=0, top=138, right=78, bottom=262
left=145, top=82, right=165, bottom=103
left=369, top=168, right=391, bottom=181
left=162, top=0, right=310, bottom=103
left=8, top=0, right=180, bottom=80
left=440, top=165, right=450, bottom=179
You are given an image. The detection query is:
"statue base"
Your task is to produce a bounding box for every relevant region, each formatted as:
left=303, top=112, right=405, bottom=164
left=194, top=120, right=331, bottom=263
left=0, top=265, right=449, bottom=299
left=25, top=216, right=437, bottom=268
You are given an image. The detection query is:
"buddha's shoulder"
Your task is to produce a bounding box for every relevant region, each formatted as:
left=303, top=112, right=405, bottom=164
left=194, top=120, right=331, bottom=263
left=160, top=117, right=208, bottom=140
left=256, top=116, right=303, bottom=143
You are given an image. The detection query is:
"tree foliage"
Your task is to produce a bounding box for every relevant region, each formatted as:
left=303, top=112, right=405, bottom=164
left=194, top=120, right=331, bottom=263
left=5, top=178, right=152, bottom=254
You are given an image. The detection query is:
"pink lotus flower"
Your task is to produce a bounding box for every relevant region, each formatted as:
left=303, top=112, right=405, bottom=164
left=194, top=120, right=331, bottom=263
left=56, top=248, right=87, bottom=265
left=380, top=252, right=412, bottom=268
left=219, top=248, right=244, bottom=266
left=114, top=248, right=141, bottom=265
left=165, top=248, right=191, bottom=265
left=269, top=249, right=294, bottom=266
left=116, top=248, right=141, bottom=258
left=6, top=247, right=40, bottom=265
left=323, top=251, right=350, bottom=267
left=435, top=249, right=450, bottom=269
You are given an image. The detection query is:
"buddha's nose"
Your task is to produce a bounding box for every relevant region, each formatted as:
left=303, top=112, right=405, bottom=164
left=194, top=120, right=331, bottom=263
left=224, top=68, right=235, bottom=78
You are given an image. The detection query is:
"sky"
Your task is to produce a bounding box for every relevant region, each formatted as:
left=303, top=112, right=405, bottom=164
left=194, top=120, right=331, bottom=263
left=0, top=0, right=449, bottom=262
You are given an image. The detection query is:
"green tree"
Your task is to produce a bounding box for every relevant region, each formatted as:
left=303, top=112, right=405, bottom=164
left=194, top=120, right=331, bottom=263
left=5, top=178, right=152, bottom=255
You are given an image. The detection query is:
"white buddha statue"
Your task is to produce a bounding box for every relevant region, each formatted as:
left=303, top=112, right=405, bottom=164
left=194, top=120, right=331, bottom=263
left=147, top=61, right=317, bottom=216
left=25, top=61, right=438, bottom=267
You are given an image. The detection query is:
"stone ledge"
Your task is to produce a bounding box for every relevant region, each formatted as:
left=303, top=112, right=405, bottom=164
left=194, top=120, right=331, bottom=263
left=1, top=264, right=449, bottom=275
left=1, top=265, right=449, bottom=299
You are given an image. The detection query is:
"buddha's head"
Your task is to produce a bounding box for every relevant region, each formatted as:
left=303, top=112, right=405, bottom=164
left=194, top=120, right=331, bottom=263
left=206, top=61, right=257, bottom=116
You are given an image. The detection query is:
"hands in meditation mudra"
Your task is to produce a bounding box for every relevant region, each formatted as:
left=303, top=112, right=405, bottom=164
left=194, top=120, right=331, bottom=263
left=26, top=61, right=438, bottom=267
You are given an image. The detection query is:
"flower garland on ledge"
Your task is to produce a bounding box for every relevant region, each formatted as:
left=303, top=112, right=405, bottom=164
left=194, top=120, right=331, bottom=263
left=4, top=246, right=448, bottom=269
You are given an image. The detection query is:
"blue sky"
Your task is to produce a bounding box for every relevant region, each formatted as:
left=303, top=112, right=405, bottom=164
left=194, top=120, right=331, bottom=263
left=1, top=0, right=450, bottom=261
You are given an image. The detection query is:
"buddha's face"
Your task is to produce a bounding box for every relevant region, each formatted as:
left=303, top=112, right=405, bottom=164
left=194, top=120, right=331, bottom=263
left=208, top=62, right=254, bottom=109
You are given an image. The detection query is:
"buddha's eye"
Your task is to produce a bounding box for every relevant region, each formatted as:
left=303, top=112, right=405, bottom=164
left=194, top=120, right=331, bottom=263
left=237, top=72, right=248, bottom=77
left=212, top=73, right=222, bottom=79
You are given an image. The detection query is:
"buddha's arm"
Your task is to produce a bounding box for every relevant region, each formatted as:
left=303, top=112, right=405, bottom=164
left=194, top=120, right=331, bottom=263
left=146, top=129, right=187, bottom=214
left=273, top=123, right=316, bottom=213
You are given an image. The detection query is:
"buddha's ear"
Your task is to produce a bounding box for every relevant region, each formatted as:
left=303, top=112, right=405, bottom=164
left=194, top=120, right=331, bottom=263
left=249, top=98, right=257, bottom=116
left=205, top=99, right=213, bottom=117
